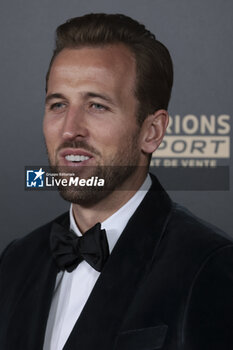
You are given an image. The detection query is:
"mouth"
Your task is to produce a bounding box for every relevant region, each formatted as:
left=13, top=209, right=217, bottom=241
left=65, top=154, right=91, bottom=163
left=58, top=148, right=95, bottom=167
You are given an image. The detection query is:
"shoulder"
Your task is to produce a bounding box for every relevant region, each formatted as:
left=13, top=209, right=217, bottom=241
left=0, top=212, right=69, bottom=269
left=158, top=203, right=233, bottom=348
left=148, top=174, right=232, bottom=250
left=153, top=200, right=233, bottom=294
left=165, top=202, right=232, bottom=255
left=180, top=230, right=233, bottom=348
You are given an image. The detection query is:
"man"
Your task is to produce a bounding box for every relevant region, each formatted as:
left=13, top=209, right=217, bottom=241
left=0, top=13, right=232, bottom=350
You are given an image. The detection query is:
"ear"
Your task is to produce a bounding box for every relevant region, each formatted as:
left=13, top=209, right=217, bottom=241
left=140, top=109, right=169, bottom=154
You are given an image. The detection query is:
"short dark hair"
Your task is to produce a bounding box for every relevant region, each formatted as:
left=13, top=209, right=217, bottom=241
left=46, top=13, right=173, bottom=124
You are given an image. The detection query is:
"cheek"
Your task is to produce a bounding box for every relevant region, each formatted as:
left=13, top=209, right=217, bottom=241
left=98, top=131, right=123, bottom=153
left=43, top=118, right=60, bottom=151
left=99, top=126, right=137, bottom=157
left=99, top=121, right=130, bottom=144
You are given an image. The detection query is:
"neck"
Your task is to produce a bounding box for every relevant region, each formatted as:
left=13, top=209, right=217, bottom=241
left=72, top=171, right=147, bottom=233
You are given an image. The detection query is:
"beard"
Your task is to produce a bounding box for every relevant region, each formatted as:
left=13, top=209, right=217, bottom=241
left=46, top=131, right=141, bottom=206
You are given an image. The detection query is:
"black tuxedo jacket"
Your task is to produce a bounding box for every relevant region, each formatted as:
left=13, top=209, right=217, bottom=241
left=0, top=175, right=233, bottom=350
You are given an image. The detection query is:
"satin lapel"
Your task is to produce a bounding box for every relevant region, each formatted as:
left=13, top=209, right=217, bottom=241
left=64, top=175, right=172, bottom=350
left=6, top=229, right=58, bottom=350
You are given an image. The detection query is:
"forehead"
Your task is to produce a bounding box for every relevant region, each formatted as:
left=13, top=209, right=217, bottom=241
left=47, top=44, right=137, bottom=93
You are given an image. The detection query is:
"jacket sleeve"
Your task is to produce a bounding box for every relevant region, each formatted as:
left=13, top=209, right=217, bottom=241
left=181, top=244, right=233, bottom=350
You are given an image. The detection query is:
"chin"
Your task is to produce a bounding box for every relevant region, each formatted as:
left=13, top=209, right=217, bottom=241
left=58, top=186, right=113, bottom=206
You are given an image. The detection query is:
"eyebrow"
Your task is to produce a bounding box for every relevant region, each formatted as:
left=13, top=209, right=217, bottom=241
left=45, top=93, right=66, bottom=105
left=84, top=92, right=116, bottom=106
left=45, top=91, right=116, bottom=106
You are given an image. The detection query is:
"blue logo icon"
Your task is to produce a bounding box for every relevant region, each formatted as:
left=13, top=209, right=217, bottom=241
left=26, top=168, right=45, bottom=187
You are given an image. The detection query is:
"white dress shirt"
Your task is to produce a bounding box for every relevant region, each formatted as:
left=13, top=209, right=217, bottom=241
left=43, top=175, right=152, bottom=350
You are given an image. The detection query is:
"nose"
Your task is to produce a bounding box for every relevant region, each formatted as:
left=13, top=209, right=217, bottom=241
left=62, top=106, right=88, bottom=141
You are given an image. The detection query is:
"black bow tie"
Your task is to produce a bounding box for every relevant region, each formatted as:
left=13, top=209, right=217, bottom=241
left=50, top=222, right=109, bottom=272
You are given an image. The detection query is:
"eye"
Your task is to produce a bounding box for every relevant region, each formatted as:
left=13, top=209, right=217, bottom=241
left=50, top=102, right=66, bottom=111
left=90, top=103, right=108, bottom=111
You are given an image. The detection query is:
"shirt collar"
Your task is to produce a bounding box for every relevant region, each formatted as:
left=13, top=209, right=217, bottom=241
left=69, top=174, right=152, bottom=253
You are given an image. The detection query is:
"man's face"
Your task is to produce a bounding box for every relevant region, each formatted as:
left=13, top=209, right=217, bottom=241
left=43, top=44, right=146, bottom=205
